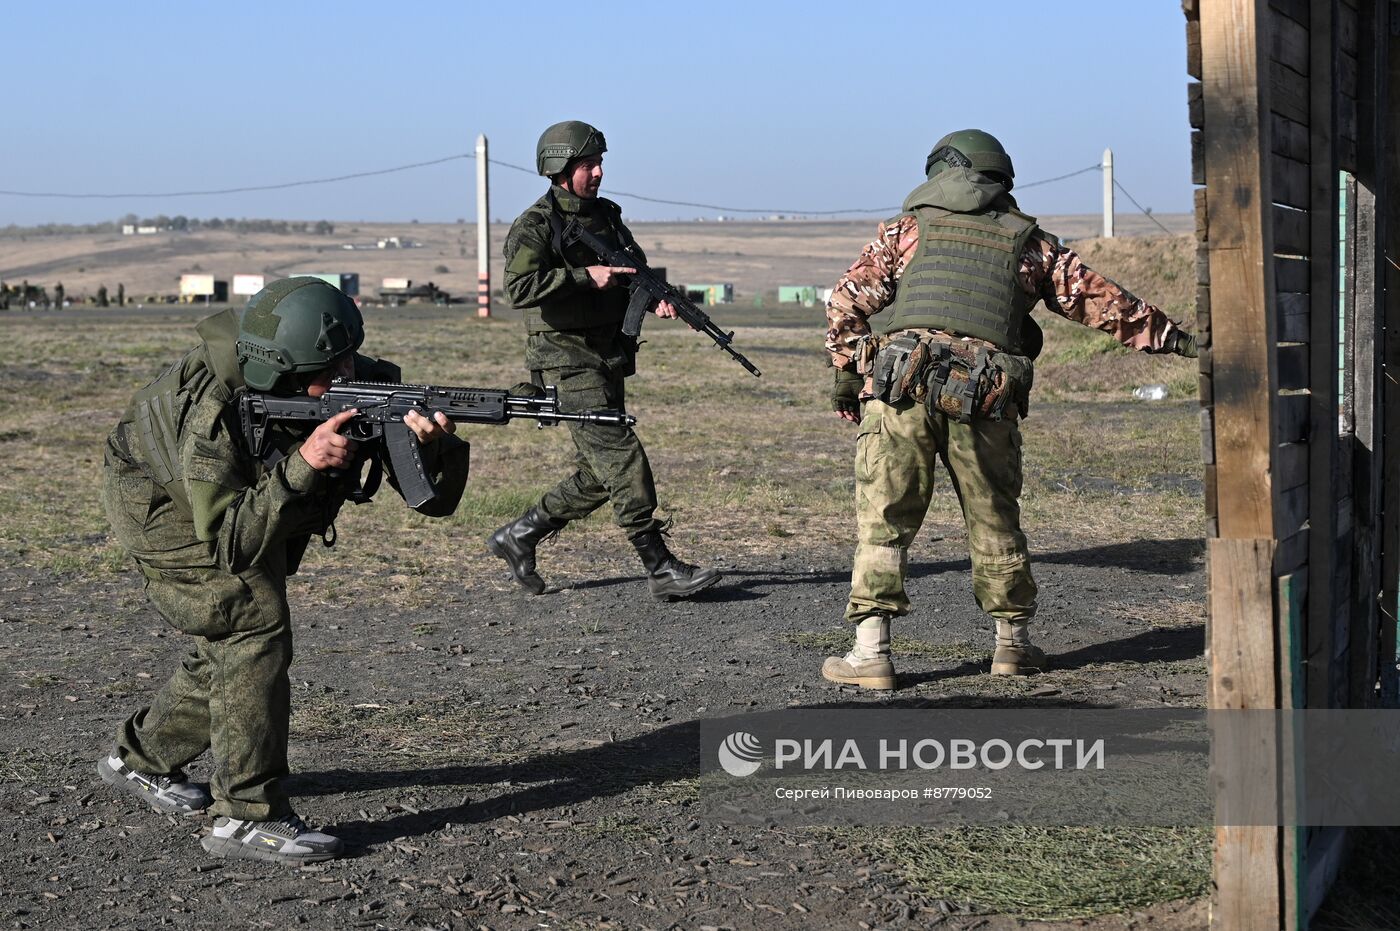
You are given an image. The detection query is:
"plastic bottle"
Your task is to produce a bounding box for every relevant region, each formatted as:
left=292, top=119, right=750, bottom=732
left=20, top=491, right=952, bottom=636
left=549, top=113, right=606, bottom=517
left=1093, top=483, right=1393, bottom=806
left=1132, top=384, right=1169, bottom=401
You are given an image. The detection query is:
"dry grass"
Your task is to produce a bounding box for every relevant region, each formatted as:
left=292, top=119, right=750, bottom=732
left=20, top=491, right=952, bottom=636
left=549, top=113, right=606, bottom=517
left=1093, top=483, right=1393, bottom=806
left=859, top=825, right=1212, bottom=922
left=0, top=292, right=1203, bottom=591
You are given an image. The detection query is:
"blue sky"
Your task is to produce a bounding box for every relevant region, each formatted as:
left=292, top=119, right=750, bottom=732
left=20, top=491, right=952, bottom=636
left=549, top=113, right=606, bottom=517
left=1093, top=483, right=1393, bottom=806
left=3, top=1, right=1189, bottom=225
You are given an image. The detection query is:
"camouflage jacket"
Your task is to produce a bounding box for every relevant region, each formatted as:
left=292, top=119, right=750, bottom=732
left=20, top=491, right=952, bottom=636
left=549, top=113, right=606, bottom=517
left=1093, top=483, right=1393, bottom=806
left=105, top=309, right=469, bottom=576
left=503, top=186, right=646, bottom=335
left=824, top=215, right=1187, bottom=370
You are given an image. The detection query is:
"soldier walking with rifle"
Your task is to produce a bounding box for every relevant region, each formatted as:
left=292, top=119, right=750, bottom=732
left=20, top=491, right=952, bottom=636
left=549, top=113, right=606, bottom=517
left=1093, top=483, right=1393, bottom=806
left=489, top=120, right=731, bottom=599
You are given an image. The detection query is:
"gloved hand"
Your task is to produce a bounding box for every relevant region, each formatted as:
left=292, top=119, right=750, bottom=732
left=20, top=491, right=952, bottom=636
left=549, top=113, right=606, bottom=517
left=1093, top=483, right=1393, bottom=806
left=832, top=367, right=863, bottom=420
left=509, top=382, right=547, bottom=399
left=1170, top=331, right=1199, bottom=359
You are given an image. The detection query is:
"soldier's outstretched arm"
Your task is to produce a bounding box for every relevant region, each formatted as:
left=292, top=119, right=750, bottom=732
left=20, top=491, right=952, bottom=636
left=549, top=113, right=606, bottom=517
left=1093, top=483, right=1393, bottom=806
left=1021, top=233, right=1196, bottom=356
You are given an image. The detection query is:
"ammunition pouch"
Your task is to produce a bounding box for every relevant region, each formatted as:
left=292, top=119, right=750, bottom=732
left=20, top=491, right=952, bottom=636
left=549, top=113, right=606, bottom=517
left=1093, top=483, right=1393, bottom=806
left=866, top=331, right=1033, bottom=423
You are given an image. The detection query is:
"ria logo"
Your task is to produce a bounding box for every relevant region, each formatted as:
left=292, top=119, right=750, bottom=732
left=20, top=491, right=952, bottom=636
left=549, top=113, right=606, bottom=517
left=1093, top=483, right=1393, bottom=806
left=717, top=731, right=764, bottom=777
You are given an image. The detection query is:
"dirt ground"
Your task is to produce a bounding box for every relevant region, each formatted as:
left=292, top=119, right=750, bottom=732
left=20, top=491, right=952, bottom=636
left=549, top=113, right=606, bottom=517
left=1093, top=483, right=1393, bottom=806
left=0, top=289, right=1220, bottom=929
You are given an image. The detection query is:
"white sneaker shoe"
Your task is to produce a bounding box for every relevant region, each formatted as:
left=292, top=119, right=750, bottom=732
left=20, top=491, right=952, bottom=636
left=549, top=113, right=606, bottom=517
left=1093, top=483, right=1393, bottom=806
left=97, top=752, right=212, bottom=816
left=200, top=813, right=343, bottom=864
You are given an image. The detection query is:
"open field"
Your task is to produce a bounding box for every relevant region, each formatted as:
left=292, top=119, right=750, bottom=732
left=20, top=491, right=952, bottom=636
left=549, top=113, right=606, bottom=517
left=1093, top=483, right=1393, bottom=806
left=0, top=214, right=1192, bottom=306
left=0, top=226, right=1233, bottom=930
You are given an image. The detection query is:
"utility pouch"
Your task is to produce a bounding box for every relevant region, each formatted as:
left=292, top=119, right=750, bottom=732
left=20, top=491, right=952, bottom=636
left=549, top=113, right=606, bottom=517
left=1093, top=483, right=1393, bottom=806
left=922, top=340, right=1035, bottom=424
left=870, top=334, right=922, bottom=404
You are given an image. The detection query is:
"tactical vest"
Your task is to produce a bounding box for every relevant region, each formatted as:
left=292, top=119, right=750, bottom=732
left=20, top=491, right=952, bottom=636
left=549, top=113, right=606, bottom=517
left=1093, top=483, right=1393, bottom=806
left=522, top=194, right=634, bottom=334
left=881, top=205, right=1040, bottom=352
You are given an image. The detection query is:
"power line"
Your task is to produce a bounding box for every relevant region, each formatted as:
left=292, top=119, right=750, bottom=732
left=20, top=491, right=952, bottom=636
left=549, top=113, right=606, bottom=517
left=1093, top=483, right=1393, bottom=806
left=1113, top=178, right=1174, bottom=234
left=0, top=153, right=1120, bottom=218
left=0, top=154, right=476, bottom=199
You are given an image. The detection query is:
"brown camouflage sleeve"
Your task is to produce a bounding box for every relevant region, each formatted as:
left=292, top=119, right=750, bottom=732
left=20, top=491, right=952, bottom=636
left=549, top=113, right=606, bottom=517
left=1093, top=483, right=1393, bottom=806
left=824, top=215, right=921, bottom=369
left=1019, top=233, right=1184, bottom=352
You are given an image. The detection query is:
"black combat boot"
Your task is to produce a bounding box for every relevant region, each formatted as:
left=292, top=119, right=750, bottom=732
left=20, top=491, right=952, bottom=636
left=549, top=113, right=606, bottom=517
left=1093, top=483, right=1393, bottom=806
left=486, top=507, right=567, bottom=595
left=631, top=528, right=721, bottom=600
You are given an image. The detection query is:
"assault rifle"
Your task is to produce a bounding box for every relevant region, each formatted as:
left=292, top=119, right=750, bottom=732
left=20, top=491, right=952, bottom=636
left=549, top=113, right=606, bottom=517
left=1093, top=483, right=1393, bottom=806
left=561, top=219, right=761, bottom=377
left=238, top=379, right=635, bottom=508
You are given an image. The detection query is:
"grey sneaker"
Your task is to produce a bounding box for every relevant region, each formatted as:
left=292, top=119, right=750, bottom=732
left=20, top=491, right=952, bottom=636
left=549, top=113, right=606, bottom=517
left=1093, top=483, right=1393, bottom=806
left=97, top=752, right=212, bottom=816
left=200, top=814, right=343, bottom=864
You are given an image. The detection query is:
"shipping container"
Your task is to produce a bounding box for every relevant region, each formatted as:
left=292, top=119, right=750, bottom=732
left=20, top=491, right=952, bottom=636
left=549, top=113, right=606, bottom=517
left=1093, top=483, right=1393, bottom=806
left=778, top=285, right=822, bottom=306
left=179, top=274, right=228, bottom=302
left=289, top=272, right=360, bottom=296
left=232, top=274, right=266, bottom=296
left=682, top=283, right=734, bottom=306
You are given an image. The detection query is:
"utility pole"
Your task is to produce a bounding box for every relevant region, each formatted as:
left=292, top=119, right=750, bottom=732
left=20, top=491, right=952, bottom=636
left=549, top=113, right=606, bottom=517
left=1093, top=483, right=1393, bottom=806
left=476, top=134, right=491, bottom=317
left=1102, top=147, right=1115, bottom=238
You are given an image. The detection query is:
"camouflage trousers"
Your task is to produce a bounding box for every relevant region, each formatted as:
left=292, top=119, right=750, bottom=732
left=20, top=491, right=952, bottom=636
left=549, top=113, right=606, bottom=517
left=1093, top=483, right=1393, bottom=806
left=532, top=362, right=659, bottom=538
left=103, top=467, right=294, bottom=822
left=846, top=397, right=1037, bottom=625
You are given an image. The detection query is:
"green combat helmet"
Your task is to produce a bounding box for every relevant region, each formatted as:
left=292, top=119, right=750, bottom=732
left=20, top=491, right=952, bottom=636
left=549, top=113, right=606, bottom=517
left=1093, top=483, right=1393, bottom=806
left=924, top=129, right=1015, bottom=189
left=536, top=120, right=607, bottom=176
left=236, top=277, right=364, bottom=391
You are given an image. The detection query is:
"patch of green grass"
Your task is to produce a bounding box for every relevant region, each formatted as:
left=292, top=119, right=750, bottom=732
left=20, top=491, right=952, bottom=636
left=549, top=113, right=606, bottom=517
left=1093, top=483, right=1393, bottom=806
left=785, top=630, right=989, bottom=663
left=858, top=825, right=1211, bottom=921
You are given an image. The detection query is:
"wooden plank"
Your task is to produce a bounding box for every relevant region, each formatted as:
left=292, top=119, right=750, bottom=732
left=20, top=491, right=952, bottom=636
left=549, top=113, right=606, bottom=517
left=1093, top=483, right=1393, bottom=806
left=1189, top=81, right=1205, bottom=129
left=1275, top=440, right=1308, bottom=491
left=1306, top=0, right=1341, bottom=720
left=1187, top=18, right=1203, bottom=80
left=1200, top=373, right=1215, bottom=406
left=1272, top=204, right=1309, bottom=255
left=1268, top=0, right=1309, bottom=27
left=1210, top=538, right=1279, bottom=707
left=1271, top=153, right=1310, bottom=209
left=1210, top=537, right=1281, bottom=930
left=1201, top=407, right=1216, bottom=465
left=1277, top=569, right=1308, bottom=931
left=1377, top=0, right=1400, bottom=708
left=1277, top=527, right=1309, bottom=575
left=1336, top=3, right=1359, bottom=56
left=1197, top=242, right=1212, bottom=286
left=1276, top=257, right=1310, bottom=291
left=1195, top=188, right=1209, bottom=240
left=1277, top=292, right=1309, bottom=342
left=1204, top=462, right=1218, bottom=519
left=1304, top=828, right=1348, bottom=925
left=1348, top=176, right=1381, bottom=708
left=1192, top=129, right=1206, bottom=186
left=1271, top=112, right=1310, bottom=161
left=1270, top=59, right=1311, bottom=124
left=1339, top=95, right=1359, bottom=170
left=1340, top=51, right=1359, bottom=99
left=1277, top=393, right=1310, bottom=444
left=1198, top=284, right=1213, bottom=341
left=1271, top=12, right=1311, bottom=76
left=1276, top=343, right=1309, bottom=389
left=1277, top=484, right=1309, bottom=539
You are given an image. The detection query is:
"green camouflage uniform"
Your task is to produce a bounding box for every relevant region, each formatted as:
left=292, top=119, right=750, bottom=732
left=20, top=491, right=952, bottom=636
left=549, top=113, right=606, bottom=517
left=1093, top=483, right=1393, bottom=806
left=503, top=186, right=660, bottom=537
left=103, top=309, right=469, bottom=820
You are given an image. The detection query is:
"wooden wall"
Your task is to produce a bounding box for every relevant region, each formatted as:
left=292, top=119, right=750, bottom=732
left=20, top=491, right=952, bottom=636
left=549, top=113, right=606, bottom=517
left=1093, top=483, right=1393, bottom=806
left=1191, top=0, right=1398, bottom=927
